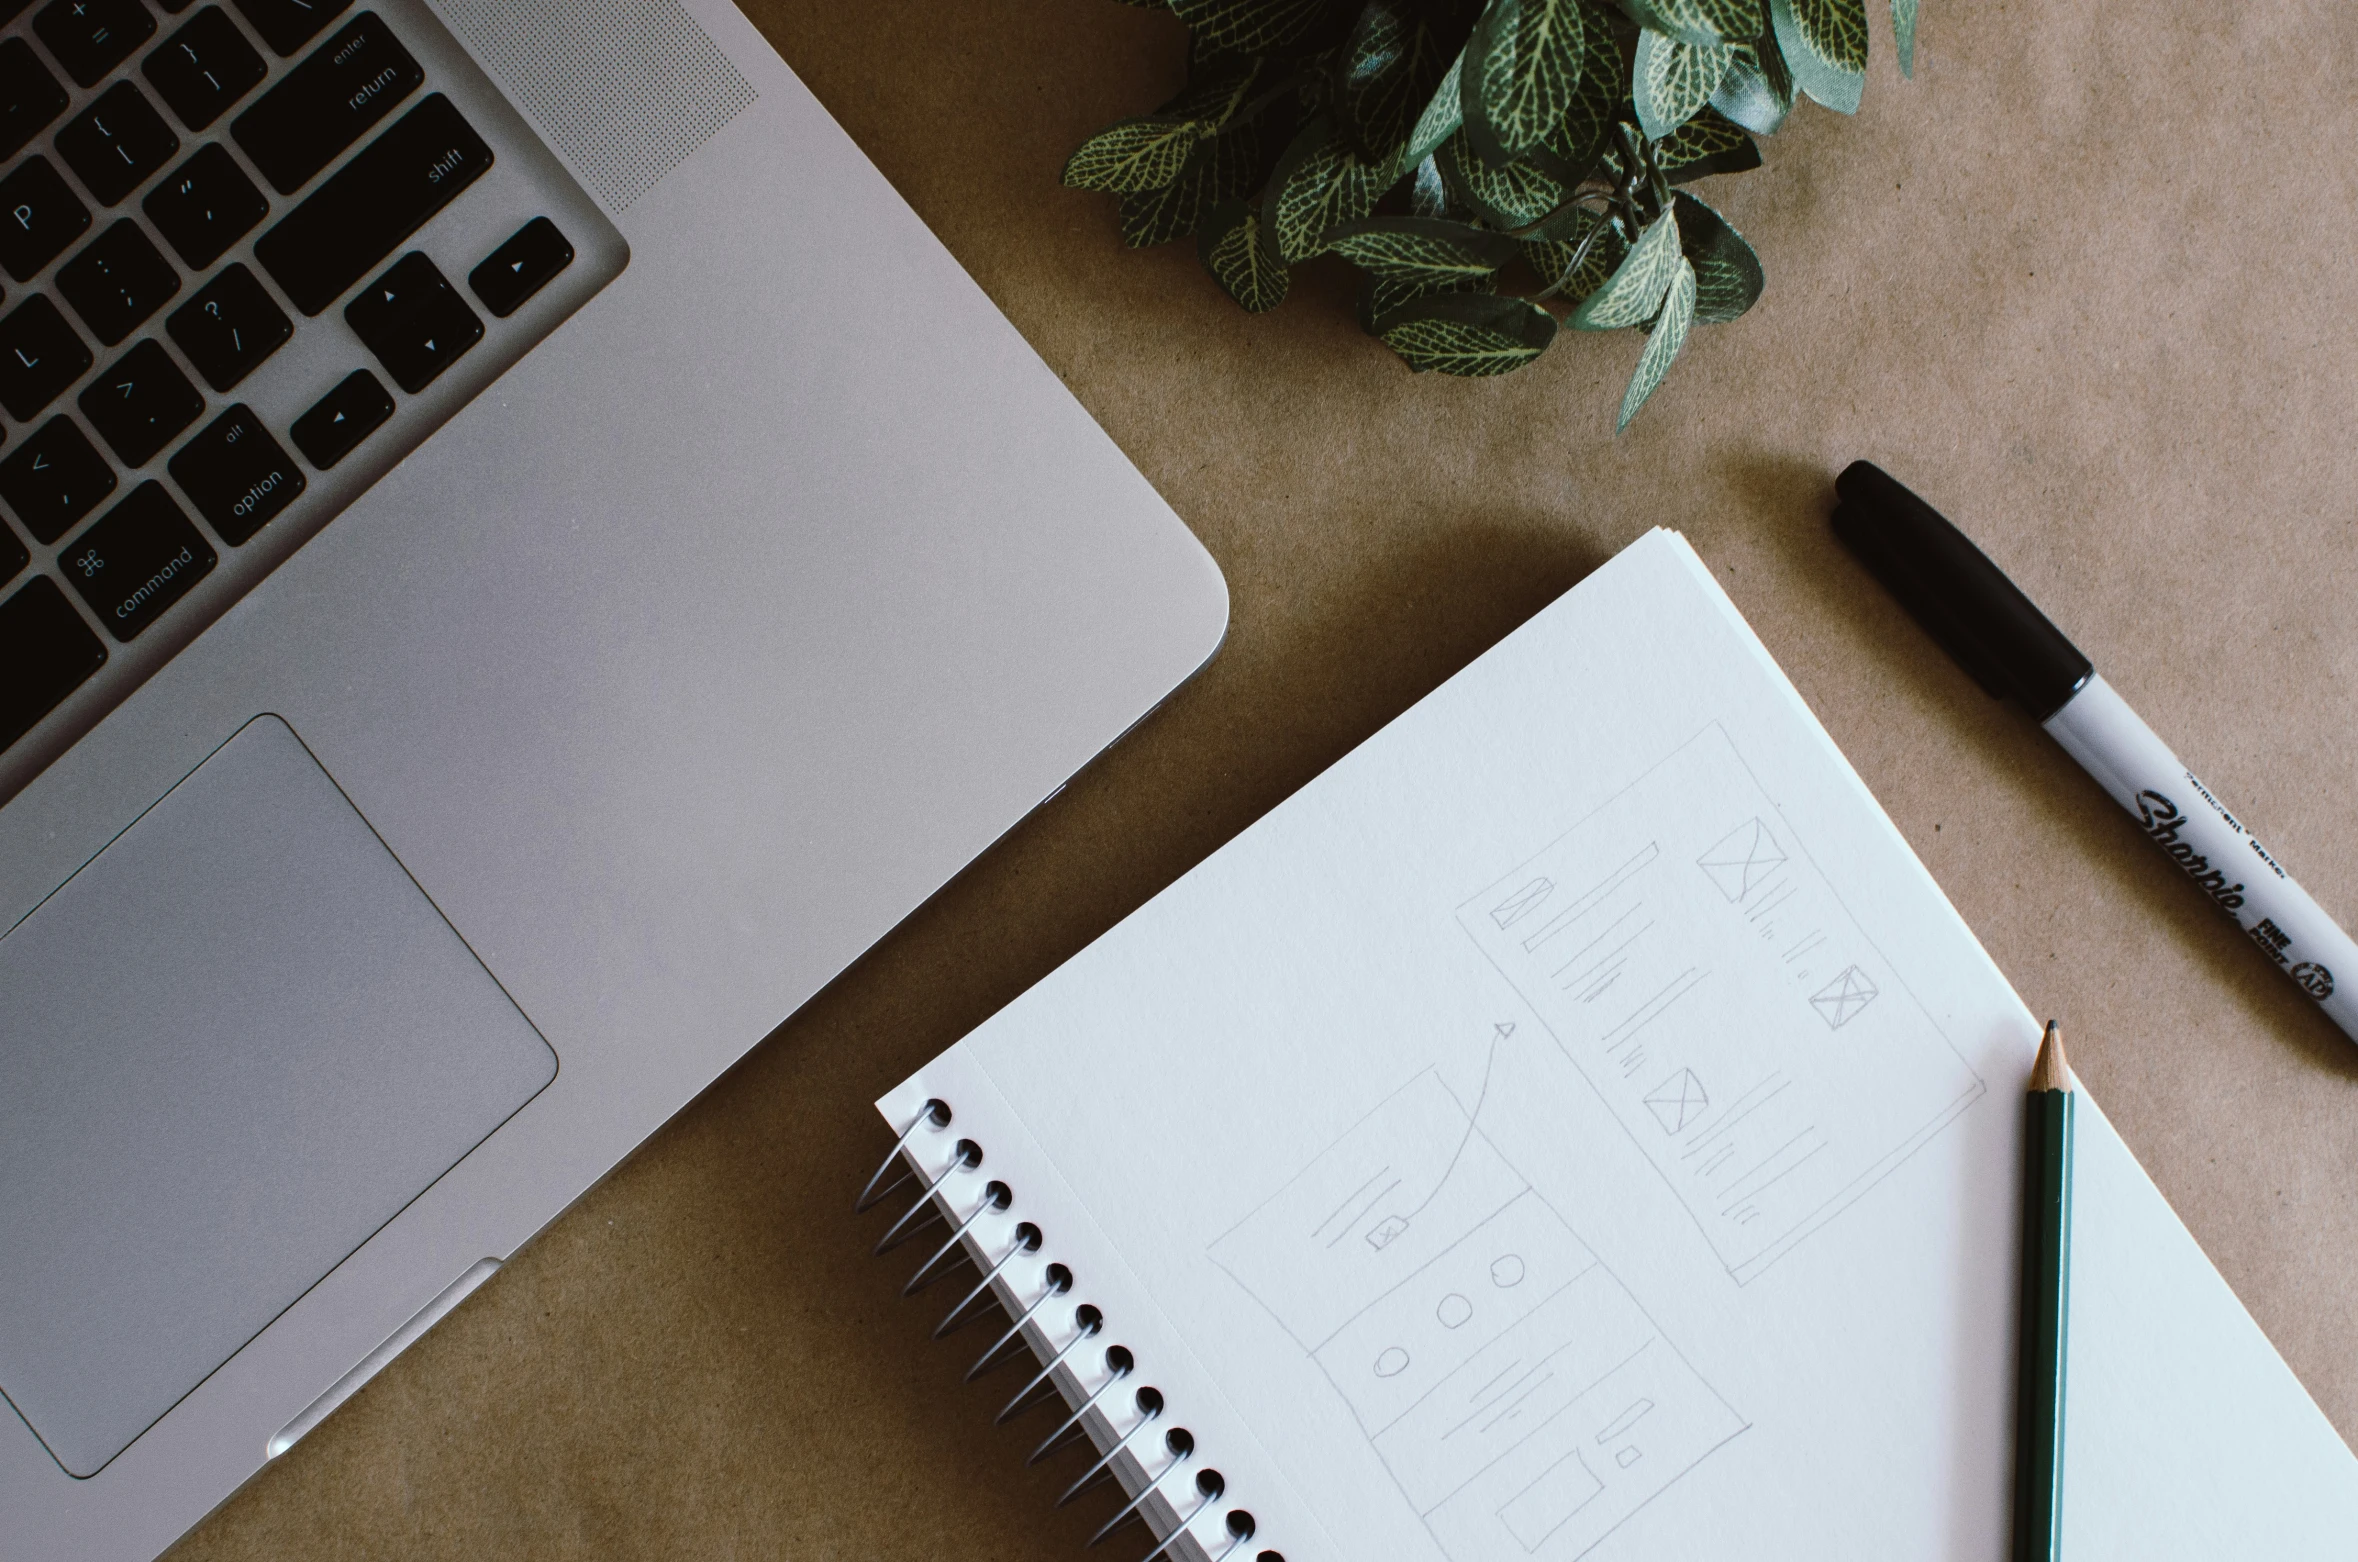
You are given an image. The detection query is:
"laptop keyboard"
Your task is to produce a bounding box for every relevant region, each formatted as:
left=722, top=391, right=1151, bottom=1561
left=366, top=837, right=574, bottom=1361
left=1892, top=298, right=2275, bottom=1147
left=0, top=0, right=625, bottom=802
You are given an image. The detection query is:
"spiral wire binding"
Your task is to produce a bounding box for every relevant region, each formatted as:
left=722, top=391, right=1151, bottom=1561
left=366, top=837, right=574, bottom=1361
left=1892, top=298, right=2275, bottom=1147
left=862, top=1098, right=1283, bottom=1562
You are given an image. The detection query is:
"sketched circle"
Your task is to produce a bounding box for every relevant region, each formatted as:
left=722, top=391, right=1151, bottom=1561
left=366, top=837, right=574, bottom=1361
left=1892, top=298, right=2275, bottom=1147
left=1490, top=1254, right=1526, bottom=1288
left=1373, top=1347, right=1411, bottom=1378
left=1436, top=1293, right=1473, bottom=1329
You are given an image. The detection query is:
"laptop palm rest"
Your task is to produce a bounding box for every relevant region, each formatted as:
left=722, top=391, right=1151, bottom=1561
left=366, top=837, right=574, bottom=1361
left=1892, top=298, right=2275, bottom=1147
left=0, top=716, right=557, bottom=1478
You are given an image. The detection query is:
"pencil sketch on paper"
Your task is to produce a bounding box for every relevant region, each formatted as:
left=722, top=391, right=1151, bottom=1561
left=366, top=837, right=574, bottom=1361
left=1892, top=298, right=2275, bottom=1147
left=1457, top=723, right=1985, bottom=1283
left=1209, top=1069, right=1746, bottom=1562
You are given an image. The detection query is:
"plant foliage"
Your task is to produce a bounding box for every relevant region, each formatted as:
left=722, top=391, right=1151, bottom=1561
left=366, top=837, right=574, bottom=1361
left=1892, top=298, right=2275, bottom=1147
left=1065, top=0, right=1918, bottom=428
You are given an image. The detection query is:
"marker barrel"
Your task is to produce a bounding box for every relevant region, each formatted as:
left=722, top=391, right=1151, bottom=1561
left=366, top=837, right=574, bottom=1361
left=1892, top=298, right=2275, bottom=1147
left=2046, top=676, right=2358, bottom=1040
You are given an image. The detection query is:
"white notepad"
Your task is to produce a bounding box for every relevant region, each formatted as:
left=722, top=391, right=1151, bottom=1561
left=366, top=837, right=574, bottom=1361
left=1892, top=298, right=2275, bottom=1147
left=874, top=529, right=2358, bottom=1561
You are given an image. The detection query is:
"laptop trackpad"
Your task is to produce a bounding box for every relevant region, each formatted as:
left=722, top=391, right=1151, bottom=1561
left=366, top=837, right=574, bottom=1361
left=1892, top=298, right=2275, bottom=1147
left=0, top=716, right=557, bottom=1477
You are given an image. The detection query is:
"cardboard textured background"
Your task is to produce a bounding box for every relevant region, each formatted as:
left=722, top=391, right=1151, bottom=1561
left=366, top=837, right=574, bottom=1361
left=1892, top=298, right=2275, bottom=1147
left=169, top=0, right=2358, bottom=1556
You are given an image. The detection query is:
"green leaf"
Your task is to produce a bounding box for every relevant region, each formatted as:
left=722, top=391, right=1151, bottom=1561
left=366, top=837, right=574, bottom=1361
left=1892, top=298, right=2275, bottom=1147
left=1170, top=0, right=1345, bottom=55
left=1617, top=256, right=1695, bottom=428
left=1671, top=189, right=1762, bottom=320
left=1633, top=28, right=1733, bottom=140
left=1356, top=268, right=1496, bottom=333
left=1569, top=204, right=1683, bottom=328
left=1892, top=0, right=1917, bottom=77
left=1437, top=130, right=1570, bottom=230
left=1769, top=0, right=1865, bottom=112
left=1709, top=41, right=1795, bottom=132
left=1623, top=0, right=1762, bottom=46
left=1326, top=214, right=1519, bottom=281
left=1656, top=107, right=1761, bottom=180
left=1199, top=198, right=1291, bottom=311
left=1119, top=123, right=1269, bottom=246
left=1405, top=49, right=1466, bottom=167
left=1522, top=16, right=1622, bottom=184
left=1378, top=292, right=1557, bottom=375
left=1406, top=151, right=1450, bottom=216
left=1064, top=118, right=1207, bottom=193
left=1465, top=0, right=1589, bottom=164
left=1341, top=1, right=1453, bottom=160
left=1266, top=117, right=1402, bottom=261
left=1154, top=53, right=1266, bottom=130
left=1524, top=208, right=1627, bottom=303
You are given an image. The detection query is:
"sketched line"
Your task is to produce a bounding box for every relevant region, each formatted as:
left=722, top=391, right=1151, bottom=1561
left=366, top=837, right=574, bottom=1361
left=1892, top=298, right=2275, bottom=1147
left=1720, top=1139, right=1827, bottom=1212
left=1782, top=931, right=1829, bottom=965
left=1716, top=1129, right=1824, bottom=1211
left=1520, top=844, right=1660, bottom=955
left=1679, top=1077, right=1791, bottom=1161
left=1311, top=1166, right=1392, bottom=1242
left=1549, top=903, right=1648, bottom=982
left=1602, top=968, right=1706, bottom=1055
left=1325, top=1178, right=1402, bottom=1249
left=1745, top=880, right=1800, bottom=923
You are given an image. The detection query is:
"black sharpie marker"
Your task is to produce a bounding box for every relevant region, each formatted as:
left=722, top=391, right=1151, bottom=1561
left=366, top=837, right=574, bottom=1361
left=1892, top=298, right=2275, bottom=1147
left=1833, top=461, right=2358, bottom=1044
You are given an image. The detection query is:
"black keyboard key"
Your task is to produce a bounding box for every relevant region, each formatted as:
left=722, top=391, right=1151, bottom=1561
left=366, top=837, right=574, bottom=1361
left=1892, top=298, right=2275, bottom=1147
left=227, top=0, right=345, bottom=56
left=230, top=12, right=417, bottom=195
left=34, top=0, right=157, bottom=88
left=253, top=94, right=490, bottom=315
left=1, top=520, right=23, bottom=582
left=142, top=5, right=265, bottom=130
left=58, top=479, right=211, bottom=638
left=345, top=250, right=477, bottom=393
left=0, top=414, right=115, bottom=539
left=289, top=366, right=385, bottom=467
left=142, top=142, right=264, bottom=267
left=164, top=259, right=285, bottom=388
left=168, top=400, right=299, bottom=542
left=0, top=574, right=106, bottom=750
left=56, top=81, right=180, bottom=206
left=469, top=217, right=571, bottom=319
left=79, top=338, right=201, bottom=463
left=0, top=38, right=69, bottom=161
left=0, top=156, right=90, bottom=281
left=56, top=217, right=178, bottom=344
left=0, top=295, right=93, bottom=419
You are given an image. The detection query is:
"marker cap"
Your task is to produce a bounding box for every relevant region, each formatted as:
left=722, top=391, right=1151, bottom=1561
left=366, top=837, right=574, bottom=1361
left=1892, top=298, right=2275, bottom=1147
left=1832, top=461, right=2093, bottom=722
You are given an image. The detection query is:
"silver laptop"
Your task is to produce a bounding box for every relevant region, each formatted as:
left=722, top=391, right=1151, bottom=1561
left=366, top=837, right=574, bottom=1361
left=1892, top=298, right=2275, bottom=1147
left=0, top=0, right=1227, bottom=1554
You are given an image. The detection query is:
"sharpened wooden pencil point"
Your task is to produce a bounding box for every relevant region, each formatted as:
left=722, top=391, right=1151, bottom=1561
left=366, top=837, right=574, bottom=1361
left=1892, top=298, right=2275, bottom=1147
left=2029, top=1021, right=2074, bottom=1093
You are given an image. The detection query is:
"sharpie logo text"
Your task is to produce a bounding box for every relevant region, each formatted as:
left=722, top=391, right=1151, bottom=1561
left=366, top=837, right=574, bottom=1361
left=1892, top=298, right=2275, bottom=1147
left=2134, top=790, right=2246, bottom=913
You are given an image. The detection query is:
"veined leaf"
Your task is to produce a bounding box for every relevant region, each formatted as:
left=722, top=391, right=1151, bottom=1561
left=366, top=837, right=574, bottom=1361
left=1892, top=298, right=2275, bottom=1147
left=1526, top=18, right=1623, bottom=184
left=1356, top=268, right=1496, bottom=333
left=1199, top=198, right=1291, bottom=311
left=1405, top=50, right=1466, bottom=167
left=1064, top=117, right=1207, bottom=193
left=1406, top=152, right=1450, bottom=216
left=1524, top=208, right=1627, bottom=304
left=1616, top=256, right=1695, bottom=428
left=1569, top=205, right=1683, bottom=328
left=1465, top=0, right=1589, bottom=164
left=1671, top=189, right=1762, bottom=320
left=1120, top=123, right=1268, bottom=247
left=1342, top=0, right=1453, bottom=160
left=1709, top=41, right=1794, bottom=132
left=1155, top=53, right=1265, bottom=130
left=1892, top=0, right=1917, bottom=77
left=1171, top=0, right=1344, bottom=55
left=1770, top=0, right=1865, bottom=112
left=1656, top=107, right=1761, bottom=180
left=1267, top=117, right=1402, bottom=261
left=1623, top=0, right=1762, bottom=46
left=1634, top=28, right=1733, bottom=140
left=1437, top=130, right=1570, bottom=230
left=1379, top=292, right=1557, bottom=375
left=1326, top=215, right=1519, bottom=281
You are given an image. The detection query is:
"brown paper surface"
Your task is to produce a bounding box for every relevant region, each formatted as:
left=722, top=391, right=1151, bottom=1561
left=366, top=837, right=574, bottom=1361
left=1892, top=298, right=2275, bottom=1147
left=169, top=2, right=2358, bottom=1556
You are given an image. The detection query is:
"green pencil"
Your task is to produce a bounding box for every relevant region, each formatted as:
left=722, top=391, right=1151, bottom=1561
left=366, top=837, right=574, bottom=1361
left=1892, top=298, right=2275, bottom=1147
left=2015, top=1020, right=2076, bottom=1562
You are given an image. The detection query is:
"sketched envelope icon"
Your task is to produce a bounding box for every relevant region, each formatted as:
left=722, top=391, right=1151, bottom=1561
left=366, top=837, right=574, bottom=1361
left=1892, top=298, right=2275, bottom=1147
left=1697, top=818, right=1787, bottom=902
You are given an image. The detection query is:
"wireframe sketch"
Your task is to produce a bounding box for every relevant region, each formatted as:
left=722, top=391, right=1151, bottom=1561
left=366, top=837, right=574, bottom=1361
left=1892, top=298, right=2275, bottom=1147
left=1457, top=725, right=1985, bottom=1282
left=1210, top=1072, right=1745, bottom=1561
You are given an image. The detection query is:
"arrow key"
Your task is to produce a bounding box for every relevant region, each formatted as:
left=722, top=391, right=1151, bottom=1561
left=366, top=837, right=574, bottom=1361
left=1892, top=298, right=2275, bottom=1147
left=468, top=217, right=572, bottom=319
left=289, top=368, right=391, bottom=469
left=344, top=250, right=481, bottom=394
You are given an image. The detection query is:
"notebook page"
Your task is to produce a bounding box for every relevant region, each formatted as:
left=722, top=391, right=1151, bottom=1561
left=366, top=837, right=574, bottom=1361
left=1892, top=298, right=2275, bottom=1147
left=889, top=528, right=2358, bottom=1559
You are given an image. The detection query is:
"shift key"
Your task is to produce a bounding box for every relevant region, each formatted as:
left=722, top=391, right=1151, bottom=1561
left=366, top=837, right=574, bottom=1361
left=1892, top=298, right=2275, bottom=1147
left=252, top=94, right=490, bottom=316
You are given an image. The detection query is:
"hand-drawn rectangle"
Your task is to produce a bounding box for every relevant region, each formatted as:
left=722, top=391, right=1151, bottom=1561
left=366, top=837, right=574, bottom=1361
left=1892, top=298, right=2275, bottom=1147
left=1457, top=725, right=1985, bottom=1282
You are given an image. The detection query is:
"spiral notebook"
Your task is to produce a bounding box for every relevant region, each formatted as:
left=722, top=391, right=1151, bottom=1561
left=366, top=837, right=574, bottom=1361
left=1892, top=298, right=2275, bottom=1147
left=867, top=529, right=2358, bottom=1562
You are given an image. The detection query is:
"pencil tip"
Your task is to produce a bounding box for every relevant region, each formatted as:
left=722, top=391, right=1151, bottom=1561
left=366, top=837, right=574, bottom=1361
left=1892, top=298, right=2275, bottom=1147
left=2030, top=1020, right=2075, bottom=1092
